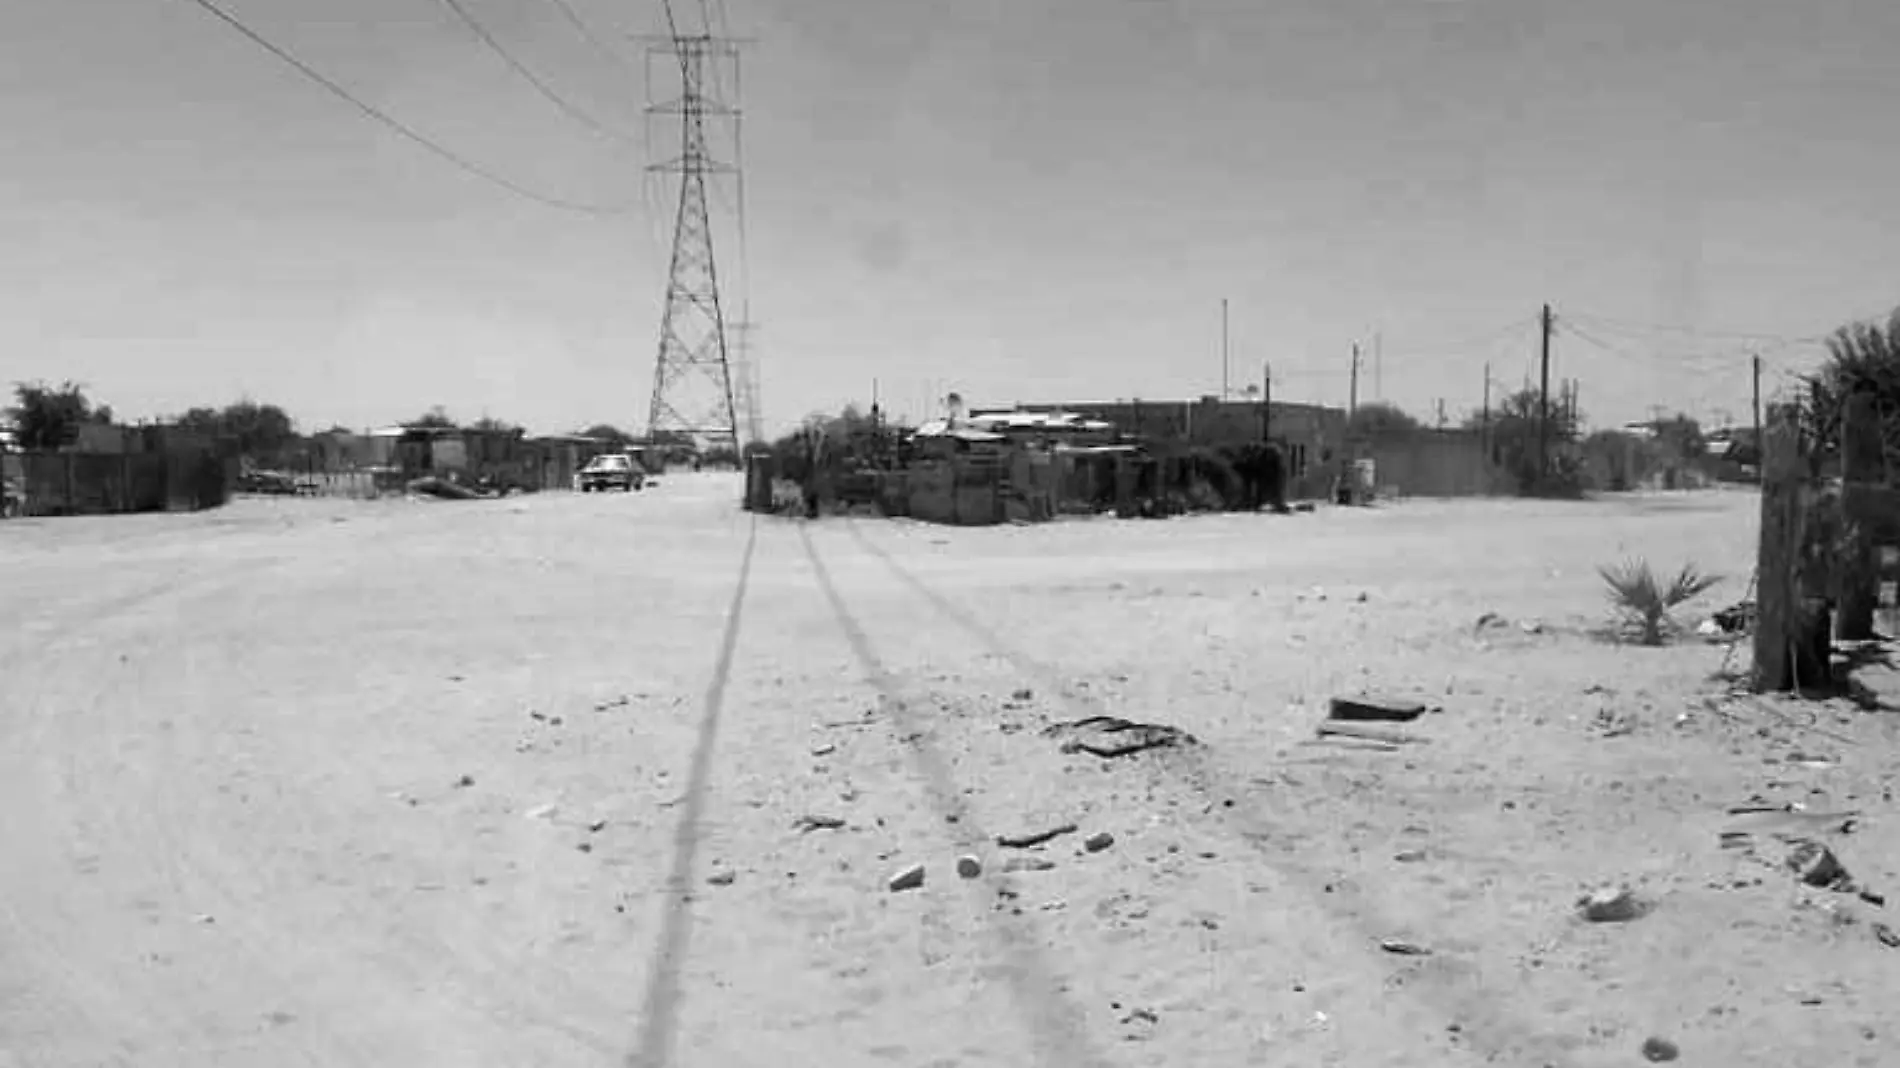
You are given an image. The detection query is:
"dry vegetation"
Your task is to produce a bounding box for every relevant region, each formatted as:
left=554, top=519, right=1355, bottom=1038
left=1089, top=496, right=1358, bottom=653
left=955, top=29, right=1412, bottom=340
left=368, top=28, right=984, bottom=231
left=2, top=477, right=1897, bottom=1067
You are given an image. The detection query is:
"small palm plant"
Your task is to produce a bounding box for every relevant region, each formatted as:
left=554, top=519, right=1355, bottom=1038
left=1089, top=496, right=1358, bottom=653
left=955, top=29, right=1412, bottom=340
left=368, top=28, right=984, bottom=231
left=1598, top=559, right=1722, bottom=645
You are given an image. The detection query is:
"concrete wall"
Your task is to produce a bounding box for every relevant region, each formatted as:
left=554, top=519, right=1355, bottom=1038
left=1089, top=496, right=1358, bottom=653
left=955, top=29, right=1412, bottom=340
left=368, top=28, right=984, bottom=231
left=1362, top=428, right=1507, bottom=497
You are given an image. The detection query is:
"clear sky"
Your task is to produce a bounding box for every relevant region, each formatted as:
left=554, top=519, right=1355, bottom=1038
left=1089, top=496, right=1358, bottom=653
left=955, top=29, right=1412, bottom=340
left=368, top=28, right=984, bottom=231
left=6, top=0, right=1898, bottom=437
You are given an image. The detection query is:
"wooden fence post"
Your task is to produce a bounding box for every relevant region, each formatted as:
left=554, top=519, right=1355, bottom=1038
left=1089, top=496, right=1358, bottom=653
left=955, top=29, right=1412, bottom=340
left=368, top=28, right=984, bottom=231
left=1837, top=391, right=1882, bottom=640
left=1753, top=407, right=1806, bottom=691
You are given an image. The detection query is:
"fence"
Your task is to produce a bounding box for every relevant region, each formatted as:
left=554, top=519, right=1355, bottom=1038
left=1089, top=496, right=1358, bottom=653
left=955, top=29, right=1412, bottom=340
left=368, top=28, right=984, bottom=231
left=1754, top=391, right=1899, bottom=691
left=6, top=448, right=230, bottom=517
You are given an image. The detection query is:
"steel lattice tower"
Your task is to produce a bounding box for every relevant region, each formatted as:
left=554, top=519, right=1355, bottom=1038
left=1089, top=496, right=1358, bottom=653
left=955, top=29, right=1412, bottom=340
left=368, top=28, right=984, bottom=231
left=644, top=33, right=743, bottom=452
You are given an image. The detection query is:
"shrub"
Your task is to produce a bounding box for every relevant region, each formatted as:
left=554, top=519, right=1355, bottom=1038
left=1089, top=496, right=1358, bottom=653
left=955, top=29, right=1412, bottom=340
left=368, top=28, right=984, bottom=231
left=1598, top=559, right=1722, bottom=645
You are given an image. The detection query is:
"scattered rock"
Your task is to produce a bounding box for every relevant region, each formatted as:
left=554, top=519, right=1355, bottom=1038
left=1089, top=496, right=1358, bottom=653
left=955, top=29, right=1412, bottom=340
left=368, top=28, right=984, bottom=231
left=794, top=814, right=846, bottom=833
left=888, top=863, right=926, bottom=892
left=707, top=870, right=736, bottom=886
left=1084, top=831, right=1115, bottom=853
left=1640, top=1036, right=1680, bottom=1062
left=1577, top=885, right=1642, bottom=923
left=587, top=818, right=608, bottom=833
left=997, top=822, right=1077, bottom=849
left=1873, top=922, right=1900, bottom=948
left=1519, top=620, right=1544, bottom=635
left=525, top=804, right=559, bottom=821
left=1379, top=938, right=1431, bottom=956
left=1328, top=694, right=1427, bottom=723
left=1394, top=849, right=1427, bottom=863
left=1011, top=688, right=1034, bottom=701
left=956, top=855, right=983, bottom=879
left=1003, top=856, right=1056, bottom=873
left=453, top=774, right=475, bottom=789
left=810, top=743, right=836, bottom=757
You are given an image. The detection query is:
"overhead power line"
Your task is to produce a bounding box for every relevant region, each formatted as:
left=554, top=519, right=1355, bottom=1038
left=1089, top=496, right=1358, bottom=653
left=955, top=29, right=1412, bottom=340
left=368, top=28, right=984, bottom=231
left=177, top=0, right=635, bottom=215
left=435, top=0, right=640, bottom=147
left=543, top=0, right=642, bottom=75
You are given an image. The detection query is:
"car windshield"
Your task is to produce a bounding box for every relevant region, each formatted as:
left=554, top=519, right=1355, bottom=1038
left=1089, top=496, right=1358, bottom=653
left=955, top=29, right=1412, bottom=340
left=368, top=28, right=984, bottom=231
left=590, top=456, right=629, bottom=470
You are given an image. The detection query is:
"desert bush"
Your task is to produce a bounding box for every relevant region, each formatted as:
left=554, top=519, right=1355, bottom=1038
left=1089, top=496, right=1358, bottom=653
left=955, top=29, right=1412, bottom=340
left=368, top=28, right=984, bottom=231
left=1598, top=558, right=1722, bottom=645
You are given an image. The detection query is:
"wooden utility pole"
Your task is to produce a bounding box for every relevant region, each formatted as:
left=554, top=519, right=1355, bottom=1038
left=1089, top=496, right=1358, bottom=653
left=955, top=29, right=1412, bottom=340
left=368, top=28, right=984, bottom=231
left=1348, top=343, right=1361, bottom=416
left=1221, top=299, right=1230, bottom=401
left=1436, top=398, right=1447, bottom=428
left=1260, top=360, right=1273, bottom=442
left=1751, top=354, right=1763, bottom=452
left=1537, top=303, right=1553, bottom=476
left=1480, top=363, right=1491, bottom=454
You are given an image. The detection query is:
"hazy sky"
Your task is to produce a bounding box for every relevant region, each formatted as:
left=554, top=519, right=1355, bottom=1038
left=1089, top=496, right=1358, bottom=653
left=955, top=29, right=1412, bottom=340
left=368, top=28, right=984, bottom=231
left=6, top=0, right=1898, bottom=436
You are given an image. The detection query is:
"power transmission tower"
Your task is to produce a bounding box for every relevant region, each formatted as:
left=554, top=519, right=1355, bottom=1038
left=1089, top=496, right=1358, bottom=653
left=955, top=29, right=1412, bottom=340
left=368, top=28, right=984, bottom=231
left=729, top=316, right=763, bottom=444
left=642, top=31, right=747, bottom=453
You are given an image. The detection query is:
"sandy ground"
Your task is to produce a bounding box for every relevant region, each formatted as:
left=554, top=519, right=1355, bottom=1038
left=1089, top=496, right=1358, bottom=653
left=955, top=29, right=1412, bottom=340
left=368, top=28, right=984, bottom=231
left=3, top=475, right=1897, bottom=1068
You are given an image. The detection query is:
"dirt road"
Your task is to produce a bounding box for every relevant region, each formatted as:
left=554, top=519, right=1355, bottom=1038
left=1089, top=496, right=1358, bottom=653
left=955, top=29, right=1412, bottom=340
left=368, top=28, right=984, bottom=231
left=2, top=478, right=1894, bottom=1067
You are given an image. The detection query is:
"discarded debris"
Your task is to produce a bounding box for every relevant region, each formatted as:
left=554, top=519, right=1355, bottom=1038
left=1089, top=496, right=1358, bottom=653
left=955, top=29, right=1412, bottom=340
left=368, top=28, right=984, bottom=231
left=997, top=822, right=1078, bottom=849
left=888, top=863, right=926, bottom=892
left=587, top=818, right=608, bottom=833
left=453, top=774, right=475, bottom=789
left=810, top=743, right=836, bottom=757
left=1003, top=856, right=1056, bottom=873
left=1327, top=694, right=1428, bottom=723
left=1393, top=849, right=1427, bottom=863
left=707, top=870, right=736, bottom=886
left=1083, top=831, right=1116, bottom=853
left=956, top=855, right=983, bottom=879
left=525, top=804, right=559, bottom=821
left=1577, top=885, right=1643, bottom=923
left=1011, top=688, right=1034, bottom=702
left=1379, top=938, right=1431, bottom=956
left=1314, top=722, right=1428, bottom=746
left=794, top=814, right=846, bottom=833
left=1787, top=839, right=1852, bottom=891
left=1046, top=716, right=1197, bottom=759
left=1874, top=922, right=1900, bottom=949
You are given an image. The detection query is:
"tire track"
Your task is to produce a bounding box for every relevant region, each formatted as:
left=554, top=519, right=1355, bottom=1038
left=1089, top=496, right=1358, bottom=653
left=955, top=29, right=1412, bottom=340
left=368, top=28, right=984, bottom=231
left=626, top=514, right=760, bottom=1068
left=840, top=518, right=1582, bottom=1067
left=797, top=524, right=1109, bottom=1068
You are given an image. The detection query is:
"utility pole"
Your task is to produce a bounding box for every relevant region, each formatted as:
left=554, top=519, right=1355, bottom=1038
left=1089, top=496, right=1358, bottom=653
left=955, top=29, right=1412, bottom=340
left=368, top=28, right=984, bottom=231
left=1436, top=398, right=1447, bottom=428
left=1260, top=360, right=1273, bottom=441
left=1751, top=353, right=1763, bottom=445
left=1481, top=362, right=1491, bottom=454
left=1220, top=298, right=1230, bottom=401
left=643, top=24, right=748, bottom=454
left=1348, top=342, right=1361, bottom=417
left=1537, top=303, right=1553, bottom=477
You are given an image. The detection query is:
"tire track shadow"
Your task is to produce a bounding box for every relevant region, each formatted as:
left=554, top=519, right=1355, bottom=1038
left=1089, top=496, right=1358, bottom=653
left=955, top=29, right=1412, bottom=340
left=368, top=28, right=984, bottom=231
left=626, top=516, right=759, bottom=1068
left=842, top=519, right=1582, bottom=1068
left=798, top=523, right=1109, bottom=1068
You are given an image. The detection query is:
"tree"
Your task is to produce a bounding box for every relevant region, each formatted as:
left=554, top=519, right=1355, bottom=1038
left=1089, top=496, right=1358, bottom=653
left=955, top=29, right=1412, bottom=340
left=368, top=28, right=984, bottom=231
left=1346, top=401, right=1425, bottom=439
left=409, top=406, right=457, bottom=429
left=1465, top=387, right=1585, bottom=496
left=1806, top=304, right=1900, bottom=468
left=579, top=423, right=634, bottom=446
left=172, top=400, right=298, bottom=462
left=7, top=380, right=106, bottom=450
left=218, top=399, right=297, bottom=459
left=467, top=416, right=520, bottom=434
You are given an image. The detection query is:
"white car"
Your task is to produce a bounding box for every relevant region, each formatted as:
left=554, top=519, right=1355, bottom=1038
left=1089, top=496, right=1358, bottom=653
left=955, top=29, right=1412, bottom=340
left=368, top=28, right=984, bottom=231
left=578, top=453, right=646, bottom=493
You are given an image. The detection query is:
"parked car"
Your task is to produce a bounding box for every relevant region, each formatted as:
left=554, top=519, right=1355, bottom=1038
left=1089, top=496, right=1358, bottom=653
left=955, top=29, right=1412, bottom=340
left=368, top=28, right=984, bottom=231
left=578, top=453, right=646, bottom=493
